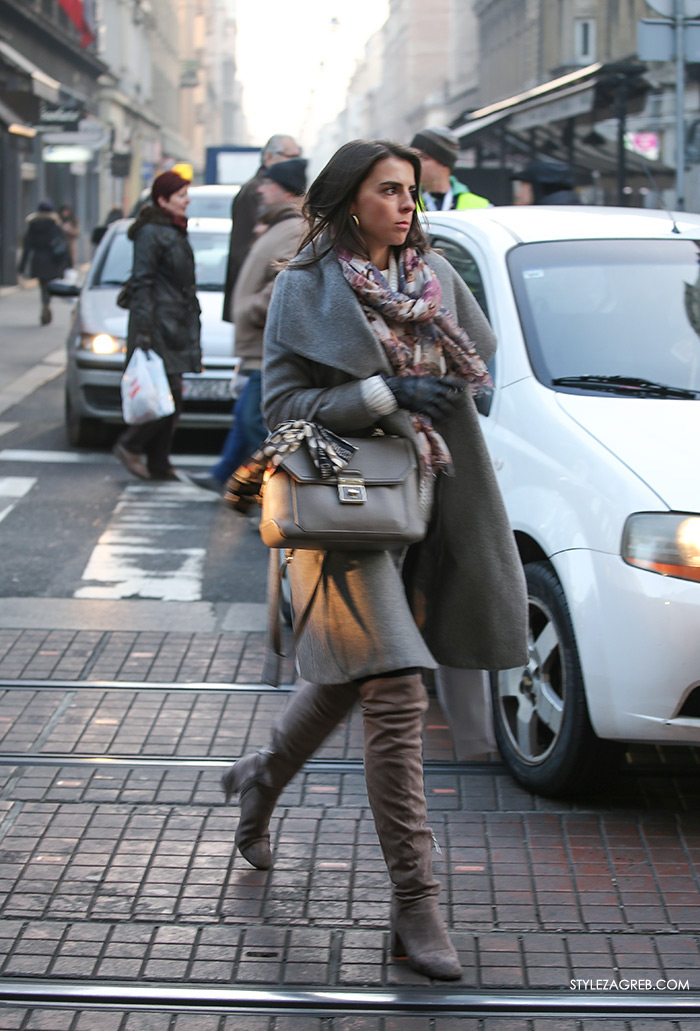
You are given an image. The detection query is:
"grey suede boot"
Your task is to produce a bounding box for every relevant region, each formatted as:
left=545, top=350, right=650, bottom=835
left=222, top=679, right=358, bottom=869
left=360, top=672, right=462, bottom=982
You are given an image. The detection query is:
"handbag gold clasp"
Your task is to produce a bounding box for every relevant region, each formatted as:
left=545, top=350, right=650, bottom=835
left=337, top=472, right=367, bottom=504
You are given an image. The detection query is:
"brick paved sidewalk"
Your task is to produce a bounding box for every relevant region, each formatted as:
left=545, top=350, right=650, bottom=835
left=0, top=626, right=699, bottom=1030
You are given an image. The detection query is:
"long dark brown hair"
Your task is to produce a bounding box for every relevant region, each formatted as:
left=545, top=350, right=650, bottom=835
left=295, top=139, right=428, bottom=266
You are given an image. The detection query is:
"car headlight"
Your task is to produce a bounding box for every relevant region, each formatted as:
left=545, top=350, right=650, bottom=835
left=79, top=333, right=126, bottom=355
left=621, top=513, right=700, bottom=583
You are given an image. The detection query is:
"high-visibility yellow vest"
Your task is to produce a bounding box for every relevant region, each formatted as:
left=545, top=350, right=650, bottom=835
left=453, top=191, right=490, bottom=210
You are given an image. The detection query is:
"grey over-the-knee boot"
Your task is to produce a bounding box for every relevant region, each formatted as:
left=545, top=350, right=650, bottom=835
left=222, top=679, right=358, bottom=869
left=360, top=671, right=462, bottom=981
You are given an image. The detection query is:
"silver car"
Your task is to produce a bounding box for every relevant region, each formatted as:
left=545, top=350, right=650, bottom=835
left=56, top=216, right=237, bottom=446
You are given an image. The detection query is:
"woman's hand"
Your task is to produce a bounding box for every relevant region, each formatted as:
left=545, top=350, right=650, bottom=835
left=383, top=375, right=464, bottom=423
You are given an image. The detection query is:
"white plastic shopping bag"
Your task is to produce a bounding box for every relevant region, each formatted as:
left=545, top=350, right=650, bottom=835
left=121, top=349, right=175, bottom=424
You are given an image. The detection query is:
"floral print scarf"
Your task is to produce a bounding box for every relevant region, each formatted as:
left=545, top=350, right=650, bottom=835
left=337, top=246, right=492, bottom=476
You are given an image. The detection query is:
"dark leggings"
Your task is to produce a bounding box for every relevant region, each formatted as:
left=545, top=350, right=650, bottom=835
left=118, top=372, right=183, bottom=477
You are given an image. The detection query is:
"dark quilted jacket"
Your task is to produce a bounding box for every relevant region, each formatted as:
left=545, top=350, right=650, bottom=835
left=126, top=205, right=201, bottom=375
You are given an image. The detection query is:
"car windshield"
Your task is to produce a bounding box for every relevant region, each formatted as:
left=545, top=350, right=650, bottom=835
left=508, top=238, right=700, bottom=396
left=187, top=191, right=238, bottom=219
left=93, top=228, right=229, bottom=291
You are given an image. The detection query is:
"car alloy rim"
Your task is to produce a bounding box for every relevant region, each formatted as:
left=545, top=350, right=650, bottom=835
left=496, top=596, right=565, bottom=764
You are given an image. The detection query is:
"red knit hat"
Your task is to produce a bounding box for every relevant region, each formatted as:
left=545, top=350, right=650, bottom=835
left=151, top=171, right=190, bottom=205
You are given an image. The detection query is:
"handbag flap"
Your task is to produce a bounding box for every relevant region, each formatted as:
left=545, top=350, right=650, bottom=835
left=278, top=435, right=416, bottom=485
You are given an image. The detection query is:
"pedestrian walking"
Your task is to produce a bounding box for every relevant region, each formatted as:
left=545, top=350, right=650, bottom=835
left=17, top=199, right=70, bottom=325
left=222, top=140, right=528, bottom=981
left=112, top=170, right=201, bottom=481
left=198, top=157, right=308, bottom=492
left=91, top=206, right=123, bottom=248
left=410, top=125, right=490, bottom=210
left=59, top=204, right=80, bottom=266
left=511, top=158, right=579, bottom=205
left=221, top=133, right=302, bottom=322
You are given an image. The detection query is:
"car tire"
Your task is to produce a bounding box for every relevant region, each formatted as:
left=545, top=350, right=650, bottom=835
left=65, top=389, right=103, bottom=449
left=490, top=560, right=620, bottom=797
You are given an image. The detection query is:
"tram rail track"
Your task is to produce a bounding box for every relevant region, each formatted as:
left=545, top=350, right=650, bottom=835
left=1, top=675, right=697, bottom=777
left=1, top=981, right=699, bottom=1018
left=0, top=678, right=294, bottom=693
left=0, top=753, right=500, bottom=774
left=0, top=679, right=698, bottom=1021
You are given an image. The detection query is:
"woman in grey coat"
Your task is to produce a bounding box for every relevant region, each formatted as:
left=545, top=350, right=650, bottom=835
left=222, top=140, right=528, bottom=981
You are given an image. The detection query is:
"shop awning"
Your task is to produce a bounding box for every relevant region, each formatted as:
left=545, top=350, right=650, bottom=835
left=0, top=39, right=61, bottom=104
left=0, top=96, right=35, bottom=136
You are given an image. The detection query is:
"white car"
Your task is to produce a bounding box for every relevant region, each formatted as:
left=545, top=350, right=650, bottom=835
left=57, top=216, right=237, bottom=446
left=128, top=183, right=240, bottom=220
left=181, top=184, right=240, bottom=220
left=425, top=206, right=700, bottom=795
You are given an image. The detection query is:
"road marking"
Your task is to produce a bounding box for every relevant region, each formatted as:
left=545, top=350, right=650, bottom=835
left=0, top=476, right=37, bottom=524
left=0, top=449, right=214, bottom=466
left=74, top=481, right=213, bottom=602
left=0, top=355, right=66, bottom=418
left=0, top=423, right=18, bottom=439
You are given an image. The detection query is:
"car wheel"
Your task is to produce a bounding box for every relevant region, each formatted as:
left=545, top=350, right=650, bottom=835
left=490, top=560, right=620, bottom=797
left=64, top=389, right=103, bottom=448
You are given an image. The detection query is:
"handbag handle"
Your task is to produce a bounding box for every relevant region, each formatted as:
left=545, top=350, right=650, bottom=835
left=262, top=551, right=327, bottom=687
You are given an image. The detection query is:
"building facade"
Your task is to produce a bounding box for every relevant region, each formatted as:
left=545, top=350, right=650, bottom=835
left=0, top=0, right=108, bottom=282
left=329, top=0, right=696, bottom=208
left=0, top=0, right=248, bottom=284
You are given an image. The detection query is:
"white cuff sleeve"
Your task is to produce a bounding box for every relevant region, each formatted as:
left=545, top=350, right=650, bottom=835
left=361, top=375, right=398, bottom=416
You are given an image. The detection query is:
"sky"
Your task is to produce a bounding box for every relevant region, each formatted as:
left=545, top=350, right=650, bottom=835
left=234, top=0, right=390, bottom=150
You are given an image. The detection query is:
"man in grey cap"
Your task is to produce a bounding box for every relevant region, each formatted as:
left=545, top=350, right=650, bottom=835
left=410, top=125, right=490, bottom=211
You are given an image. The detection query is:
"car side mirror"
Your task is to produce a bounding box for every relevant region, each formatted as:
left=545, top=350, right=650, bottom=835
left=48, top=281, right=81, bottom=298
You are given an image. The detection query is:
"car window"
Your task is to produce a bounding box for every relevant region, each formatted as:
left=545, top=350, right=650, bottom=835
left=431, top=236, right=490, bottom=318
left=93, top=229, right=229, bottom=291
left=192, top=232, right=229, bottom=290
left=509, top=238, right=700, bottom=395
left=432, top=235, right=494, bottom=415
left=187, top=192, right=238, bottom=219
left=95, top=231, right=132, bottom=285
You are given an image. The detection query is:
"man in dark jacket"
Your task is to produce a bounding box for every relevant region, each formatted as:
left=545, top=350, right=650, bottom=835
left=18, top=199, right=70, bottom=325
left=113, top=171, right=201, bottom=481
left=221, top=134, right=301, bottom=322
left=511, top=158, right=579, bottom=205
left=198, top=158, right=308, bottom=492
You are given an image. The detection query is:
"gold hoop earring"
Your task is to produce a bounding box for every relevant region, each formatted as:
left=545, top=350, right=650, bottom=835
left=351, top=214, right=360, bottom=227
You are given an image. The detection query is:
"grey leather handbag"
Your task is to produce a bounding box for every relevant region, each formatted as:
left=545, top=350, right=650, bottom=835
left=259, top=434, right=426, bottom=550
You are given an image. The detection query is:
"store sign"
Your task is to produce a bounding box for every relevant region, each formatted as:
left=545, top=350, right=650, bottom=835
left=509, top=87, right=595, bottom=132
left=37, top=106, right=81, bottom=131
left=44, top=145, right=93, bottom=163
left=625, top=131, right=660, bottom=161
left=41, top=117, right=108, bottom=150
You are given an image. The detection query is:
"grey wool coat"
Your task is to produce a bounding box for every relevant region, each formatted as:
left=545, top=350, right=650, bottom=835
left=262, top=245, right=528, bottom=685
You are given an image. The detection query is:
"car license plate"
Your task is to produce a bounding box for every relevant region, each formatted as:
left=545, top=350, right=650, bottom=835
left=182, top=377, right=233, bottom=401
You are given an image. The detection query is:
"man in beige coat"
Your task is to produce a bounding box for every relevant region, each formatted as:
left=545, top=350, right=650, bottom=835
left=198, top=158, right=307, bottom=489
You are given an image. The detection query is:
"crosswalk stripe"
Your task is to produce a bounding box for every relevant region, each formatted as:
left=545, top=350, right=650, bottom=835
left=74, top=482, right=213, bottom=602
left=0, top=449, right=214, bottom=466
left=0, top=476, right=37, bottom=525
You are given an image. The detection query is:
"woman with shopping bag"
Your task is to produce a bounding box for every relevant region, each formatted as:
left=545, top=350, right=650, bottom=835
left=221, top=140, right=528, bottom=981
left=113, top=170, right=201, bottom=481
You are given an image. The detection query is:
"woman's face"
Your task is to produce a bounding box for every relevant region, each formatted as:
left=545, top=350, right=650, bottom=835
left=158, top=185, right=190, bottom=219
left=350, top=157, right=417, bottom=266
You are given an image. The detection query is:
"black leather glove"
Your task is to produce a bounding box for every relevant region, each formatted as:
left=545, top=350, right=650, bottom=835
left=384, top=375, right=464, bottom=424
